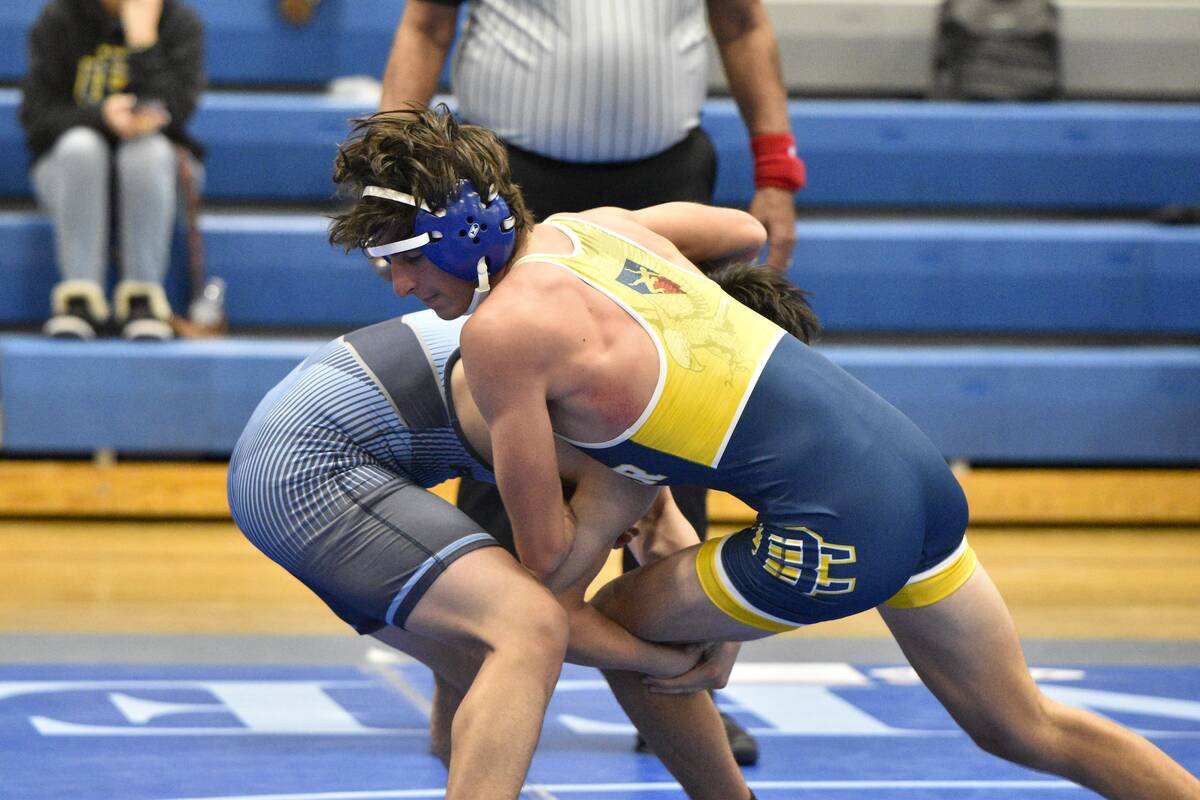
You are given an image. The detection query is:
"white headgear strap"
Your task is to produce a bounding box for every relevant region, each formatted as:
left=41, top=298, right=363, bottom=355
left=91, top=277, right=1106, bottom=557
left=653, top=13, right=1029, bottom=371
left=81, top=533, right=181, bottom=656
left=361, top=185, right=446, bottom=258
left=464, top=258, right=492, bottom=314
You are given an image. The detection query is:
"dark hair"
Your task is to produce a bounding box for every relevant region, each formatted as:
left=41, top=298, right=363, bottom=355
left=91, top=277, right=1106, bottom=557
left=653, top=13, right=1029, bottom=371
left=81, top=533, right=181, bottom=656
left=704, top=259, right=821, bottom=343
left=328, top=104, right=534, bottom=259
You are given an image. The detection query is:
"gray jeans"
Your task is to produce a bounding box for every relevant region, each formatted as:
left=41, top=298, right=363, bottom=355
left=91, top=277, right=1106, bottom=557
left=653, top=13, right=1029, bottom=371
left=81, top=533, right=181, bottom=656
left=31, top=126, right=204, bottom=286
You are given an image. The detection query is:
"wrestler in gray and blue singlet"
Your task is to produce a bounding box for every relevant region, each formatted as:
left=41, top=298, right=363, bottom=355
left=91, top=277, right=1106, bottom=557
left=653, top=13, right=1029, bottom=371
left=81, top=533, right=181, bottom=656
left=227, top=311, right=496, bottom=633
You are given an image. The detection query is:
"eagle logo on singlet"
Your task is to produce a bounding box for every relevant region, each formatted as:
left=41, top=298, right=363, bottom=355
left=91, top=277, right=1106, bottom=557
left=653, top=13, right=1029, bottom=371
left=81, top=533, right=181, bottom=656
left=617, top=259, right=686, bottom=295
left=615, top=257, right=752, bottom=376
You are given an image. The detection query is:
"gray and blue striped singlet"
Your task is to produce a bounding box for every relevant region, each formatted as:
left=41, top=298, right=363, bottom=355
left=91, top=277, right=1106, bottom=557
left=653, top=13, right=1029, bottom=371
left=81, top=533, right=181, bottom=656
left=226, top=311, right=497, bottom=632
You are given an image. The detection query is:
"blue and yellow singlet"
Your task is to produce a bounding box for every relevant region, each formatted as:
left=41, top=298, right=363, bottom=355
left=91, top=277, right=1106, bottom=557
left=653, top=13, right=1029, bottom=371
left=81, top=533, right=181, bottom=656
left=518, top=214, right=784, bottom=480
left=520, top=215, right=975, bottom=630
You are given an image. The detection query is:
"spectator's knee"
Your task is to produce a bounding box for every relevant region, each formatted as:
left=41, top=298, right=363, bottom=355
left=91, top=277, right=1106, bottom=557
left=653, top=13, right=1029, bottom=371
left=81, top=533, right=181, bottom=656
left=116, top=132, right=175, bottom=175
left=54, top=127, right=108, bottom=169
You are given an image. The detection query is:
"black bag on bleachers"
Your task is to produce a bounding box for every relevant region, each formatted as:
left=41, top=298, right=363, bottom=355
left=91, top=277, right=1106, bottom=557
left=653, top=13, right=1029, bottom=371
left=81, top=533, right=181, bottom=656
left=931, top=0, right=1061, bottom=100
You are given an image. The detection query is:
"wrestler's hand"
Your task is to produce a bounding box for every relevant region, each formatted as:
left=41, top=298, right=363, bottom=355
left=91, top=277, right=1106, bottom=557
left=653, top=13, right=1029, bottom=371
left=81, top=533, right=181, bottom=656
left=626, top=488, right=700, bottom=566
left=611, top=525, right=640, bottom=550
left=643, top=641, right=741, bottom=693
left=642, top=641, right=706, bottom=680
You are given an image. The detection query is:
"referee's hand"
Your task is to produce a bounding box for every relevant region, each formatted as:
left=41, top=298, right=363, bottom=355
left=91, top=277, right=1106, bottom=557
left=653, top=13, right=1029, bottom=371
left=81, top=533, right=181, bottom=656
left=749, top=186, right=796, bottom=273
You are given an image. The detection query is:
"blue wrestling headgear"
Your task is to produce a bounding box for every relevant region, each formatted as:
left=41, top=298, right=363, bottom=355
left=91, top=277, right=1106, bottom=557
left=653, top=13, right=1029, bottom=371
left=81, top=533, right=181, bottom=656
left=362, top=180, right=516, bottom=314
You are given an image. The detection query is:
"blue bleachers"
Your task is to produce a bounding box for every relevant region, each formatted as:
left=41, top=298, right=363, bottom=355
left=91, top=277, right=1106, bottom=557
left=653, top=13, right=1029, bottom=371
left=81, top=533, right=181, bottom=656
left=3, top=335, right=1197, bottom=463
left=4, top=91, right=1199, bottom=210
left=3, top=213, right=1199, bottom=334
left=1, top=16, right=1197, bottom=466
left=0, top=0, right=401, bottom=87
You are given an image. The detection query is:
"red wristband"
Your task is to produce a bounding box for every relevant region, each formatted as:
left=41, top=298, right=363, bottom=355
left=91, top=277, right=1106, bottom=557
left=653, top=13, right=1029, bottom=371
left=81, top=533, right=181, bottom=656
left=751, top=133, right=806, bottom=192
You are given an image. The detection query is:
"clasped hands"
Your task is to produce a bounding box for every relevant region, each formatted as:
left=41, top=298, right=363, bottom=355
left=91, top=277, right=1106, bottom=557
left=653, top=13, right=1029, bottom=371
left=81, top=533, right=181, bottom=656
left=102, top=94, right=170, bottom=140
left=642, top=640, right=741, bottom=694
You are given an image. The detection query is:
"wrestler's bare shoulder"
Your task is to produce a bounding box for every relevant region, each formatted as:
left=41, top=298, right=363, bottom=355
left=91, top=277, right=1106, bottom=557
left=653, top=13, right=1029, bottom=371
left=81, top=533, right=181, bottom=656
left=463, top=276, right=588, bottom=364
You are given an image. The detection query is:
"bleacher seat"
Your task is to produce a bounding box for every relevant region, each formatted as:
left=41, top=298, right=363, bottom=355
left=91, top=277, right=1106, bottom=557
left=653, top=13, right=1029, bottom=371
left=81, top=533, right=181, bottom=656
left=3, top=335, right=1197, bottom=463
left=4, top=91, right=1199, bottom=210
left=3, top=212, right=1198, bottom=334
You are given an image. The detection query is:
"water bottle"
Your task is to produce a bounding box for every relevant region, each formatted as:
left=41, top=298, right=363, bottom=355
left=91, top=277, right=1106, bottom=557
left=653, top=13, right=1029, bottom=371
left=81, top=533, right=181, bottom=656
left=189, top=277, right=227, bottom=330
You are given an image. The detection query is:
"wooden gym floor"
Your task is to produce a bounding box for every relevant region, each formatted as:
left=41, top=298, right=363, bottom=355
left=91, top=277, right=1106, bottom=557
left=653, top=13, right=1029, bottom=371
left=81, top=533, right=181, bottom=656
left=0, top=461, right=1197, bottom=642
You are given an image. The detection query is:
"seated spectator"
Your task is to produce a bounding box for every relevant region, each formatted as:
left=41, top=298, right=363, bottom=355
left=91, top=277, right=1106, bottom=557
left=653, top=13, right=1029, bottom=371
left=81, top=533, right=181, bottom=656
left=19, top=0, right=205, bottom=340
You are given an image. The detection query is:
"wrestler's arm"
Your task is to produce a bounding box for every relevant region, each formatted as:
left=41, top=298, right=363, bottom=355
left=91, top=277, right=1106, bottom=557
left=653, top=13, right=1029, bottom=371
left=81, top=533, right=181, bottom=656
left=624, top=487, right=704, bottom=566
left=549, top=444, right=709, bottom=676
left=449, top=354, right=699, bottom=676
left=461, top=310, right=573, bottom=579
left=583, top=205, right=766, bottom=268
left=594, top=484, right=746, bottom=693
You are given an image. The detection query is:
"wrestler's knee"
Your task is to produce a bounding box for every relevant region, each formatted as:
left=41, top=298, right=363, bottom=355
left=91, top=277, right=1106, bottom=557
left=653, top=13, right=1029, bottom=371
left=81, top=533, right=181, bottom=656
left=959, top=692, right=1061, bottom=769
left=496, top=587, right=569, bottom=667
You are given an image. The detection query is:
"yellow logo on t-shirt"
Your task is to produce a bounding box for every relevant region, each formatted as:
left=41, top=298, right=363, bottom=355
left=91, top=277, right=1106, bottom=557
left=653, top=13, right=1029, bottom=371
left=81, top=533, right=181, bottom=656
left=74, top=43, right=130, bottom=106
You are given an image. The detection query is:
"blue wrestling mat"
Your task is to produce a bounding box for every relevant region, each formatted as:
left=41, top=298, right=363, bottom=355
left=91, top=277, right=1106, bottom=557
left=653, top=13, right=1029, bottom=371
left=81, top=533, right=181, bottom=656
left=2, top=662, right=1197, bottom=799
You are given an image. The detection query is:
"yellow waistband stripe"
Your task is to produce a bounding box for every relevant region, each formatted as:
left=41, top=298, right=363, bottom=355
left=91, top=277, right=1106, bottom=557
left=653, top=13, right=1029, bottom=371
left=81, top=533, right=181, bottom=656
left=695, top=537, right=799, bottom=633
left=884, top=543, right=979, bottom=609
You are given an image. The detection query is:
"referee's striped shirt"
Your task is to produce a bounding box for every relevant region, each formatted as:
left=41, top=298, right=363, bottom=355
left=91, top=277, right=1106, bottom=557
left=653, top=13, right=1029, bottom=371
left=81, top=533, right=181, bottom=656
left=431, top=0, right=710, bottom=163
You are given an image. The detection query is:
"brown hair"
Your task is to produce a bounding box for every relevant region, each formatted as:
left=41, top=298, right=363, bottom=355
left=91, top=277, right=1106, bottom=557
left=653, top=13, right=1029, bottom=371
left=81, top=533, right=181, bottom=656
left=704, top=259, right=822, bottom=343
left=328, top=104, right=534, bottom=261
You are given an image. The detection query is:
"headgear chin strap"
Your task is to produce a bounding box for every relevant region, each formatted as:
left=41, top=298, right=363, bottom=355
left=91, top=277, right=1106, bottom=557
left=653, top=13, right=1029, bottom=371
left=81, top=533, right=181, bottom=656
left=363, top=180, right=517, bottom=303
left=464, top=260, right=491, bottom=314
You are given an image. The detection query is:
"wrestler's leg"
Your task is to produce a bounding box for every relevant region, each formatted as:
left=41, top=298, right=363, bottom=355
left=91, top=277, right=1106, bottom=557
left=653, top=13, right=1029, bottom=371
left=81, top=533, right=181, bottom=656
left=590, top=545, right=763, bottom=800
left=429, top=673, right=465, bottom=768
left=371, top=627, right=475, bottom=767
left=388, top=547, right=569, bottom=800
left=600, top=667, right=751, bottom=800
left=592, top=543, right=773, bottom=643
left=880, top=565, right=1200, bottom=799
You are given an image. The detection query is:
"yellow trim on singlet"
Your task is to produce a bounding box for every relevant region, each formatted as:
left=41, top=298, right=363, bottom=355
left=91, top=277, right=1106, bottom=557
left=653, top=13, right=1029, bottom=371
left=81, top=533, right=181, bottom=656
left=695, top=537, right=801, bottom=633
left=884, top=541, right=979, bottom=609
left=526, top=215, right=784, bottom=467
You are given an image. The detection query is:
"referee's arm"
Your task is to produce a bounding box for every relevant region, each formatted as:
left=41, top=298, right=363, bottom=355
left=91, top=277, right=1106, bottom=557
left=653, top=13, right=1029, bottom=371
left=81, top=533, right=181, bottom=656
left=380, top=0, right=459, bottom=110
left=707, top=0, right=800, bottom=272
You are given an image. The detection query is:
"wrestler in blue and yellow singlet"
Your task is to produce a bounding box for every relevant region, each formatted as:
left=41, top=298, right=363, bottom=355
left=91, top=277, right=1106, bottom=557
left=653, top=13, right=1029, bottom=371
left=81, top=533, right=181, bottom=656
left=526, top=215, right=975, bottom=631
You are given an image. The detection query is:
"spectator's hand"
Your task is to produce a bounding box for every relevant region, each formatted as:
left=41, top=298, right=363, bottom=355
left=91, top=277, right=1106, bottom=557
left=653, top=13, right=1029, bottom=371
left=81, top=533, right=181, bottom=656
left=131, top=98, right=171, bottom=135
left=103, top=95, right=170, bottom=139
left=643, top=641, right=741, bottom=693
left=749, top=186, right=797, bottom=273
left=120, top=0, right=163, bottom=49
left=102, top=94, right=140, bottom=139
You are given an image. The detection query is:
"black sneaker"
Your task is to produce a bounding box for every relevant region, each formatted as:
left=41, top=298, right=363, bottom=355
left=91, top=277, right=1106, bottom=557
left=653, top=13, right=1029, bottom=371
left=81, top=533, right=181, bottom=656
left=43, top=296, right=99, bottom=339
left=115, top=281, right=174, bottom=341
left=122, top=294, right=174, bottom=341
left=43, top=280, right=110, bottom=340
left=634, top=711, right=759, bottom=767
